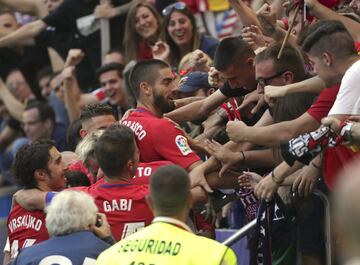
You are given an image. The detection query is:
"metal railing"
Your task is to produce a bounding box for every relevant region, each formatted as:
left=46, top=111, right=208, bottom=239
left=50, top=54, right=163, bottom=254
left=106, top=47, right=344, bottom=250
left=221, top=190, right=332, bottom=265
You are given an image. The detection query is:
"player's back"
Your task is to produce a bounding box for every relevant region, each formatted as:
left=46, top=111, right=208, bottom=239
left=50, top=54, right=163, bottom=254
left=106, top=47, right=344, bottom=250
left=7, top=205, right=49, bottom=258
left=85, top=182, right=153, bottom=241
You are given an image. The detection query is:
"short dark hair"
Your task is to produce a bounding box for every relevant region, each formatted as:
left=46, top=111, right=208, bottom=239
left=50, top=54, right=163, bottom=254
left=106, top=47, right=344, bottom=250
left=12, top=140, right=55, bottom=188
left=300, top=20, right=356, bottom=57
left=65, top=170, right=91, bottom=188
left=129, top=59, right=169, bottom=99
left=214, top=36, right=255, bottom=71
left=150, top=165, right=190, bottom=216
left=96, top=63, right=125, bottom=79
left=94, top=124, right=135, bottom=178
left=66, top=118, right=83, bottom=152
left=79, top=103, right=115, bottom=125
left=36, top=66, right=53, bottom=83
left=25, top=100, right=55, bottom=123
left=255, top=43, right=306, bottom=82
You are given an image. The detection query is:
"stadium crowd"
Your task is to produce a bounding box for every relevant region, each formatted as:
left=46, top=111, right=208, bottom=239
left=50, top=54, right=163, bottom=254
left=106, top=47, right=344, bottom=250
left=0, top=0, right=360, bottom=264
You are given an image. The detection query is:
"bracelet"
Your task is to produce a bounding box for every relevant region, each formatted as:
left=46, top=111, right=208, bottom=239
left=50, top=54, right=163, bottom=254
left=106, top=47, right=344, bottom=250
left=271, top=170, right=283, bottom=185
left=311, top=162, right=322, bottom=171
left=240, top=151, right=246, bottom=163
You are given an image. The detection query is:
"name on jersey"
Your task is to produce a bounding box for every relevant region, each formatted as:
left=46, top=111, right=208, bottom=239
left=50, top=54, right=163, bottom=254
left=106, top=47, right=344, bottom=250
left=103, top=199, right=133, bottom=212
left=118, top=238, right=181, bottom=256
left=121, top=120, right=147, bottom=140
left=135, top=166, right=152, bottom=178
left=8, top=215, right=43, bottom=233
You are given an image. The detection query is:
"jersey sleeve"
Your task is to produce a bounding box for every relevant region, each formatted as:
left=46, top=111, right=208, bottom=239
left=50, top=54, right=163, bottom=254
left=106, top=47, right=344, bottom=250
left=152, top=120, right=200, bottom=169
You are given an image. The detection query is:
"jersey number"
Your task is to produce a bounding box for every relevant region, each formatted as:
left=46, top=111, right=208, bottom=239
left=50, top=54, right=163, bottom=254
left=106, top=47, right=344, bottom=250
left=11, top=238, right=36, bottom=258
left=121, top=222, right=145, bottom=239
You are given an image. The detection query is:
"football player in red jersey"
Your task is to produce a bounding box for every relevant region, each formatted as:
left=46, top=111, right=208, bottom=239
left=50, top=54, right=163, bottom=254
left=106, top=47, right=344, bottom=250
left=7, top=140, right=66, bottom=259
left=121, top=59, right=216, bottom=193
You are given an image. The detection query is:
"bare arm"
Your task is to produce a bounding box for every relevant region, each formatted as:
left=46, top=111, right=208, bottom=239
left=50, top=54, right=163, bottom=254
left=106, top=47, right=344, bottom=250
left=227, top=112, right=320, bottom=146
left=0, top=20, right=46, bottom=48
left=307, top=0, right=360, bottom=41
left=229, top=0, right=262, bottom=28
left=13, top=189, right=47, bottom=210
left=165, top=90, right=227, bottom=123
left=265, top=75, right=325, bottom=100
left=62, top=67, right=81, bottom=122
left=0, top=0, right=47, bottom=18
left=0, top=79, right=24, bottom=121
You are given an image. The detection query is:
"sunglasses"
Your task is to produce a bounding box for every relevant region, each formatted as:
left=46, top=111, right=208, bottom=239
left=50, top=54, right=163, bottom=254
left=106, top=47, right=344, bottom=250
left=162, top=2, right=187, bottom=16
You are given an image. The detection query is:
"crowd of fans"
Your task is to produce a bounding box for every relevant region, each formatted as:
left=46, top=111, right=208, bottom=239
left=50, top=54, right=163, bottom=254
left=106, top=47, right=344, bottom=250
left=1, top=0, right=360, bottom=264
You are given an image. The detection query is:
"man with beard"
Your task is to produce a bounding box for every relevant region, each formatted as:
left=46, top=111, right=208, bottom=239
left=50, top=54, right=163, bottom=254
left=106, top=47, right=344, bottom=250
left=121, top=59, right=201, bottom=171
left=121, top=59, right=212, bottom=192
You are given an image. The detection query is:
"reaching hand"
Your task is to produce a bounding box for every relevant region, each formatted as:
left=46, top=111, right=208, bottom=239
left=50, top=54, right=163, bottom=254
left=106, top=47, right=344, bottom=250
left=226, top=120, right=249, bottom=143
left=208, top=67, right=225, bottom=88
left=254, top=173, right=279, bottom=201
left=152, top=41, right=170, bottom=63
left=65, top=49, right=85, bottom=67
left=94, top=0, right=117, bottom=19
left=292, top=164, right=320, bottom=197
left=238, top=171, right=262, bottom=189
left=204, top=140, right=242, bottom=177
left=189, top=166, right=213, bottom=193
left=256, top=3, right=277, bottom=36
left=188, top=49, right=210, bottom=72
left=242, top=25, right=266, bottom=51
left=238, top=89, right=265, bottom=114
left=321, top=116, right=341, bottom=134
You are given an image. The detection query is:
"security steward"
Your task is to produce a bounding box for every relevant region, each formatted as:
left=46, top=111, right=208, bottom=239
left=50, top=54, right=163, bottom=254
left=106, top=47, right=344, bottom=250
left=96, top=165, right=237, bottom=265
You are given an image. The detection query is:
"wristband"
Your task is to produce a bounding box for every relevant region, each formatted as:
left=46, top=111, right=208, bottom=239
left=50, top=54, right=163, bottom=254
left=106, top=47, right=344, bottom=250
left=271, top=170, right=282, bottom=185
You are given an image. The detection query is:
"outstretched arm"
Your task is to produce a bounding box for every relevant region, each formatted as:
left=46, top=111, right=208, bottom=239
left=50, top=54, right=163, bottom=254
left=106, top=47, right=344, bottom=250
left=226, top=112, right=320, bottom=146
left=0, top=19, right=46, bottom=48
left=165, top=90, right=227, bottom=123
left=0, top=0, right=47, bottom=18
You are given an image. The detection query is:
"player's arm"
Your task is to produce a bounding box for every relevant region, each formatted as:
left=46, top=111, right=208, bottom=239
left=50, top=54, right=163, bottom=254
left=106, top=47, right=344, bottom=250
left=226, top=112, right=320, bottom=147
left=165, top=89, right=227, bottom=123
left=0, top=20, right=46, bottom=48
left=12, top=189, right=49, bottom=210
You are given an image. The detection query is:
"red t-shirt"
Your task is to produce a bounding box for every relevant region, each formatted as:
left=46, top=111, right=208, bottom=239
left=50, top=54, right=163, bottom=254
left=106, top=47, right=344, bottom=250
left=132, top=161, right=173, bottom=185
left=306, top=84, right=340, bottom=123
left=7, top=206, right=49, bottom=258
left=76, top=181, right=153, bottom=241
left=305, top=84, right=359, bottom=189
left=121, top=107, right=201, bottom=169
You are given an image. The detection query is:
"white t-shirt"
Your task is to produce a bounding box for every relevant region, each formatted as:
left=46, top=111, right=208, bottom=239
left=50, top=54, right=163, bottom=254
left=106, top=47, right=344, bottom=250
left=329, top=59, right=360, bottom=115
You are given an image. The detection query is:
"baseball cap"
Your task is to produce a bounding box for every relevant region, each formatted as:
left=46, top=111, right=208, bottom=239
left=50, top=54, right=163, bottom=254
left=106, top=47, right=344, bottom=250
left=178, top=72, right=212, bottom=93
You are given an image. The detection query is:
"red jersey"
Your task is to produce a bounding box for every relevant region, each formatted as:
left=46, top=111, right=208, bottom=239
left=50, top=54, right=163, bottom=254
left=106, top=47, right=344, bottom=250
left=121, top=107, right=200, bottom=169
left=7, top=205, right=49, bottom=258
left=132, top=161, right=173, bottom=185
left=76, top=181, right=153, bottom=241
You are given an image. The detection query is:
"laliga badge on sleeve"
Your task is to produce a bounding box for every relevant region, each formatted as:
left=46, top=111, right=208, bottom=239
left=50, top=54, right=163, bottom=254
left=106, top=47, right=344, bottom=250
left=175, top=135, right=193, bottom=155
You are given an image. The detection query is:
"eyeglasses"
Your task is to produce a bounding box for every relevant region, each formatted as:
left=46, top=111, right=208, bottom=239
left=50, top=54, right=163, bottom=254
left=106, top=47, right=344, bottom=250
left=256, top=71, right=286, bottom=87
left=162, top=2, right=187, bottom=16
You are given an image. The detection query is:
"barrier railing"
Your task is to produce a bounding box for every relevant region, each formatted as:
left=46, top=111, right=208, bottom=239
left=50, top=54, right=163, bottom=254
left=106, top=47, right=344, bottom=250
left=221, top=190, right=332, bottom=265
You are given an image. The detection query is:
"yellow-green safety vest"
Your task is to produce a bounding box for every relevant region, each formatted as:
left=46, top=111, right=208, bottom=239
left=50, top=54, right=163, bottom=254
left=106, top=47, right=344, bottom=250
left=97, top=222, right=237, bottom=265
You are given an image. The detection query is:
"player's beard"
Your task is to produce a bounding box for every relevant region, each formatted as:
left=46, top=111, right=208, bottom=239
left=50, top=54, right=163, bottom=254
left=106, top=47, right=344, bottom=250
left=153, top=91, right=175, bottom=114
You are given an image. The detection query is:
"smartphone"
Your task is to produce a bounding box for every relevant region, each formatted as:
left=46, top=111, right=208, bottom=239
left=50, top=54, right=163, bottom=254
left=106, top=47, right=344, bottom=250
left=95, top=214, right=102, bottom=227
